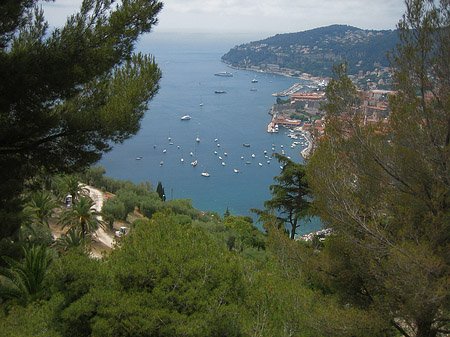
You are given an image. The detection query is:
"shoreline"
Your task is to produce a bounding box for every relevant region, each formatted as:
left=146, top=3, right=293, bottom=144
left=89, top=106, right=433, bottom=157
left=223, top=61, right=323, bottom=83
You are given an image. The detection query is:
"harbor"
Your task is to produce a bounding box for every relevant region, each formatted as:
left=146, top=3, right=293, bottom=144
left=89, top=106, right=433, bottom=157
left=272, top=82, right=306, bottom=97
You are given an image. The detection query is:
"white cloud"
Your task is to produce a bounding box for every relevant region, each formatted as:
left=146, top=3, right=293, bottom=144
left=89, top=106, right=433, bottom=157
left=41, top=0, right=406, bottom=36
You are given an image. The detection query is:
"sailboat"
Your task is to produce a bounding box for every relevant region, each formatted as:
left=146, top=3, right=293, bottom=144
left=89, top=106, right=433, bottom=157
left=201, top=172, right=210, bottom=177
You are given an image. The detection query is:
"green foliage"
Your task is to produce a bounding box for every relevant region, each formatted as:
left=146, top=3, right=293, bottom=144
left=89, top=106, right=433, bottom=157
left=305, top=2, right=450, bottom=336
left=55, top=228, right=87, bottom=253
left=51, top=175, right=89, bottom=202
left=46, top=249, right=101, bottom=304
left=0, top=294, right=64, bottom=337
left=156, top=181, right=165, bottom=201
left=18, top=222, right=54, bottom=248
left=23, top=190, right=57, bottom=227
left=276, top=97, right=290, bottom=104
left=57, top=211, right=247, bottom=336
left=0, top=245, right=53, bottom=304
left=0, top=0, right=162, bottom=239
left=262, top=153, right=311, bottom=239
left=223, top=206, right=231, bottom=218
left=101, top=197, right=127, bottom=225
left=59, top=197, right=102, bottom=238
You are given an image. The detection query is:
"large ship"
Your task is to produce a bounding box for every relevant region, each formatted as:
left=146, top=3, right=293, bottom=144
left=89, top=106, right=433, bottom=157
left=214, top=71, right=233, bottom=77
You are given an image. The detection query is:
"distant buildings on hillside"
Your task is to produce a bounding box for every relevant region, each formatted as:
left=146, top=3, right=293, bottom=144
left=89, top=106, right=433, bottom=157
left=268, top=88, right=395, bottom=151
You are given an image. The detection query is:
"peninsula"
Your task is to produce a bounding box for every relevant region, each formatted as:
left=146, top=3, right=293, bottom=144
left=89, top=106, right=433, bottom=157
left=222, top=25, right=397, bottom=89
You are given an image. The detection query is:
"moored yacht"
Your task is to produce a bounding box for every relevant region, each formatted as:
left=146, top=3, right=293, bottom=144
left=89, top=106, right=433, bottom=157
left=214, top=71, right=233, bottom=77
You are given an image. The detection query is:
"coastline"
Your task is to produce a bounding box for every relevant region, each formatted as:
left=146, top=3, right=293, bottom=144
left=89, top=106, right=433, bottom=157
left=301, top=131, right=313, bottom=159
left=223, top=61, right=326, bottom=84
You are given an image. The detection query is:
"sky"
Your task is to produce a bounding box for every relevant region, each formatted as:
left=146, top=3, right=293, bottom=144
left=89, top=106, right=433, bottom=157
left=42, top=0, right=406, bottom=42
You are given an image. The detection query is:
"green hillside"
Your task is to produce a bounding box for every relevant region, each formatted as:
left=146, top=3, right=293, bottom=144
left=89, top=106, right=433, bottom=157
left=222, top=25, right=399, bottom=77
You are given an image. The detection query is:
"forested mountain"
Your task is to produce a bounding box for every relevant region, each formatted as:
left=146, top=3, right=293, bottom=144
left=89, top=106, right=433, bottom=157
left=222, top=25, right=399, bottom=77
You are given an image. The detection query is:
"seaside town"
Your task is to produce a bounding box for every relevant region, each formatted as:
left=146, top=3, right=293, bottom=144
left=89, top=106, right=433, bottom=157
left=266, top=81, right=393, bottom=161
left=261, top=75, right=394, bottom=242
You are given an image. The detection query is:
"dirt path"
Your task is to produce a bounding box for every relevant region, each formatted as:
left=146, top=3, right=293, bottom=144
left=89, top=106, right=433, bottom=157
left=84, top=185, right=115, bottom=249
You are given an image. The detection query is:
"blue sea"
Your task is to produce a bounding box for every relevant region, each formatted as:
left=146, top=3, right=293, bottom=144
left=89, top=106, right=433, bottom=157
left=98, top=33, right=322, bottom=235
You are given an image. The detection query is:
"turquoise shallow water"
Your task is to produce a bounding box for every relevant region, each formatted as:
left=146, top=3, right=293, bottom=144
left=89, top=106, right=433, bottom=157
left=98, top=34, right=323, bottom=235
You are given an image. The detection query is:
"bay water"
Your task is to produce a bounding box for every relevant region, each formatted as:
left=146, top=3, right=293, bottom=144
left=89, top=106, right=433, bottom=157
left=99, top=33, right=323, bottom=235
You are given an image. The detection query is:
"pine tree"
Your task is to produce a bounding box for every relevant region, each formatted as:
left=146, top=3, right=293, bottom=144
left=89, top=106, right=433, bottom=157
left=306, top=1, right=450, bottom=336
left=0, top=0, right=163, bottom=238
left=263, top=153, right=310, bottom=239
left=156, top=181, right=165, bottom=202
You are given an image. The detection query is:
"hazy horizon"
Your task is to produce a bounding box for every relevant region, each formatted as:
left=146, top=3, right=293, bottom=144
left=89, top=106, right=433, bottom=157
left=42, top=0, right=406, bottom=40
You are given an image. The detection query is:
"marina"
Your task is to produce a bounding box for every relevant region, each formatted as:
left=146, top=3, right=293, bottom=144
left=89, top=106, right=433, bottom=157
left=272, top=82, right=306, bottom=97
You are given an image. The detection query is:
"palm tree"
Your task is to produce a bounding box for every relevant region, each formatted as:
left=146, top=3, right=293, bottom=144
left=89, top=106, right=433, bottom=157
left=0, top=245, right=52, bottom=304
left=55, top=228, right=86, bottom=252
left=59, top=197, right=103, bottom=238
left=53, top=174, right=89, bottom=202
left=24, top=191, right=57, bottom=227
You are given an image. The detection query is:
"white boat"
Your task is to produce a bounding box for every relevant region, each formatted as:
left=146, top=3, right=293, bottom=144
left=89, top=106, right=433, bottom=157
left=217, top=143, right=220, bottom=147
left=222, top=162, right=226, bottom=166
left=240, top=156, right=244, bottom=160
left=234, top=169, right=239, bottom=173
left=218, top=156, right=223, bottom=160
left=181, top=158, right=184, bottom=163
left=267, top=160, right=271, bottom=164
left=201, top=172, right=210, bottom=177
left=160, top=161, right=163, bottom=166
left=263, top=150, right=267, bottom=154
left=251, top=78, right=258, bottom=83
left=196, top=137, right=200, bottom=142
left=190, top=152, right=194, bottom=156
left=251, top=154, right=256, bottom=158
left=163, top=149, right=167, bottom=153
left=214, top=138, right=218, bottom=142
left=224, top=152, right=228, bottom=156
left=258, top=163, right=263, bottom=167
left=181, top=115, right=191, bottom=120
left=136, top=156, right=142, bottom=160
left=215, top=90, right=226, bottom=94
left=153, top=145, right=156, bottom=149
left=199, top=103, right=204, bottom=106
left=214, top=71, right=233, bottom=77
left=168, top=137, right=171, bottom=141
left=191, top=160, right=198, bottom=166
left=214, top=151, right=218, bottom=155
